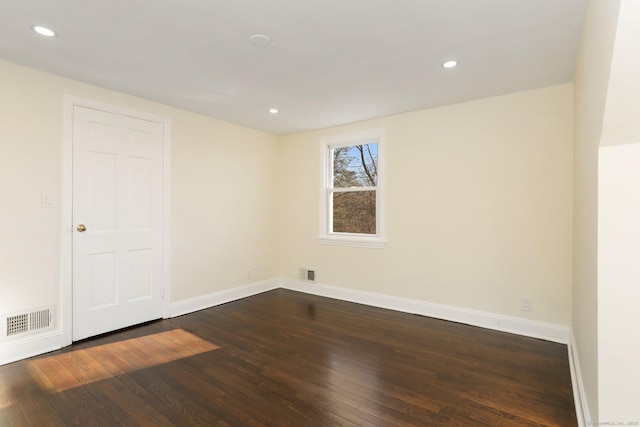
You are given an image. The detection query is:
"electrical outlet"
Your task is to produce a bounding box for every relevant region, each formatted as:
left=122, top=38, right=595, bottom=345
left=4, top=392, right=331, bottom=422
left=521, top=296, right=533, bottom=312
left=247, top=268, right=253, bottom=280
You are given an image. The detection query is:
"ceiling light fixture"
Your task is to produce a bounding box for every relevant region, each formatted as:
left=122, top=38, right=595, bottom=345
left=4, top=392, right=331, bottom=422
left=269, top=108, right=279, bottom=114
left=250, top=34, right=272, bottom=47
left=442, top=60, right=458, bottom=69
left=32, top=25, right=56, bottom=37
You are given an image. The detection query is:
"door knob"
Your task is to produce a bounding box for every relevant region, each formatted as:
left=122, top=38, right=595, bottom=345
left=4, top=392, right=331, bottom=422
left=77, top=224, right=87, bottom=232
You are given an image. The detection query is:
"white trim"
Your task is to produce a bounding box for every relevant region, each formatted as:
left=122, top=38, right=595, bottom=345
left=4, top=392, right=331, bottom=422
left=61, top=95, right=171, bottom=346
left=568, top=330, right=591, bottom=427
left=170, top=279, right=280, bottom=318
left=281, top=279, right=570, bottom=344
left=61, top=97, right=74, bottom=347
left=317, top=236, right=387, bottom=248
left=3, top=279, right=573, bottom=366
left=319, top=127, right=386, bottom=248
left=162, top=120, right=172, bottom=319
left=0, top=331, right=62, bottom=366
left=2, top=279, right=278, bottom=365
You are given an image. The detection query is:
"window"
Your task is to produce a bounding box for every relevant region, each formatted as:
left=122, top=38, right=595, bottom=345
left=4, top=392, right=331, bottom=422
left=319, top=128, right=386, bottom=248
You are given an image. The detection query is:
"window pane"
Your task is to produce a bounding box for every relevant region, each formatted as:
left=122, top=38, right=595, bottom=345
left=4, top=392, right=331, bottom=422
left=332, top=190, right=376, bottom=234
left=332, top=143, right=378, bottom=188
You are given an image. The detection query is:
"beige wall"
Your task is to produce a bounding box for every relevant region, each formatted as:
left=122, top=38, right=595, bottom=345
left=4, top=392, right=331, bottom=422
left=596, top=0, right=640, bottom=422
left=0, top=59, right=279, bottom=320
left=598, top=143, right=640, bottom=423
left=279, top=84, right=574, bottom=325
left=600, top=0, right=640, bottom=147
left=572, top=0, right=621, bottom=421
left=170, top=105, right=279, bottom=301
left=0, top=58, right=574, bottom=332
left=1, top=61, right=63, bottom=313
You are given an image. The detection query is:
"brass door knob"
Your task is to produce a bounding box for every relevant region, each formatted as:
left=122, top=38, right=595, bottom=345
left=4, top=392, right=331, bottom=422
left=77, top=224, right=87, bottom=232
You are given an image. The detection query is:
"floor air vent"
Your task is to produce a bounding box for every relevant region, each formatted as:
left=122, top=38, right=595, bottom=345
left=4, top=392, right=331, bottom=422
left=3, top=307, right=55, bottom=338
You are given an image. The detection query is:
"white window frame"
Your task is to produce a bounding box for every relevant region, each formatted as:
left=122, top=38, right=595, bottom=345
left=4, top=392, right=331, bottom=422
left=318, top=127, right=386, bottom=248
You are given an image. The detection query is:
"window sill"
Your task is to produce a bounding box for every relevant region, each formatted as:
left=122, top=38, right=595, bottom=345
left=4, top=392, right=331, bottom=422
left=317, top=236, right=387, bottom=249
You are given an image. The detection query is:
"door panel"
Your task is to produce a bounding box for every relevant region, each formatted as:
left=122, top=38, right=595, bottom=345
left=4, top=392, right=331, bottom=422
left=73, top=106, right=164, bottom=341
left=126, top=249, right=152, bottom=302
left=126, top=156, right=152, bottom=229
left=88, top=151, right=117, bottom=230
left=88, top=252, right=117, bottom=308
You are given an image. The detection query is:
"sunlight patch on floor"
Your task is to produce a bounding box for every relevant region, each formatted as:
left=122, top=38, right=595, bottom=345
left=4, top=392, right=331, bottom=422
left=0, top=381, right=16, bottom=410
left=26, top=329, right=219, bottom=393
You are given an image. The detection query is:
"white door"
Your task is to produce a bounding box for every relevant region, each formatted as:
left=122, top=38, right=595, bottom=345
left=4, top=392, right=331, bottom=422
left=72, top=106, right=165, bottom=341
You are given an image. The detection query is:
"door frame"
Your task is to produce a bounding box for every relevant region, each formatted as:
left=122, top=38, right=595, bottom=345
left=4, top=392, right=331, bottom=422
left=61, top=95, right=171, bottom=347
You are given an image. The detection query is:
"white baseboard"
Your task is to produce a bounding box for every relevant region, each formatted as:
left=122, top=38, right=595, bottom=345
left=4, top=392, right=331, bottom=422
left=568, top=331, right=591, bottom=427
left=0, top=330, right=62, bottom=366
left=0, top=279, right=279, bottom=366
left=170, top=278, right=280, bottom=318
left=0, top=278, right=571, bottom=367
left=281, top=279, right=570, bottom=344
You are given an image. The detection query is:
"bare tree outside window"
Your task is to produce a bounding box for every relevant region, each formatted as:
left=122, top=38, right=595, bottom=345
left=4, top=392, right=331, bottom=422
left=331, top=143, right=378, bottom=234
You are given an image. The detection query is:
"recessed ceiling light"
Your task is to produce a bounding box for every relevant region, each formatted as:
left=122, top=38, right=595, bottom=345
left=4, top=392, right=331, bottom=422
left=442, top=60, right=458, bottom=69
left=269, top=108, right=279, bottom=114
left=250, top=34, right=272, bottom=47
left=32, top=25, right=56, bottom=37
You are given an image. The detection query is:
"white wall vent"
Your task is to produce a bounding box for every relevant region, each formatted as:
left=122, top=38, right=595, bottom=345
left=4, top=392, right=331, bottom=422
left=300, top=268, right=316, bottom=283
left=2, top=306, right=55, bottom=339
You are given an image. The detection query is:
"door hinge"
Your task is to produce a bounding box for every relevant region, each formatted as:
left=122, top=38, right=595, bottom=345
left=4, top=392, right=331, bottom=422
left=160, top=287, right=165, bottom=298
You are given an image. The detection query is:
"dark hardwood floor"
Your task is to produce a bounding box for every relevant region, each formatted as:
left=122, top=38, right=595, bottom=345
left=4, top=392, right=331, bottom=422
left=0, top=289, right=577, bottom=426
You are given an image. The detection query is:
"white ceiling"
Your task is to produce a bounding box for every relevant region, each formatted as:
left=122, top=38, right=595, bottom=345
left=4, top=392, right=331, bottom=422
left=0, top=0, right=587, bottom=135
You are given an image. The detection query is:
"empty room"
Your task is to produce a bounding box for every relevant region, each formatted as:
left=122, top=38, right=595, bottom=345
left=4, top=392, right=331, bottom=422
left=1, top=0, right=639, bottom=426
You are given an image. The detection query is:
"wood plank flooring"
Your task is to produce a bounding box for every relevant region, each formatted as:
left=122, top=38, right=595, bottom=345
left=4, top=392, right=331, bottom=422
left=0, top=289, right=577, bottom=426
